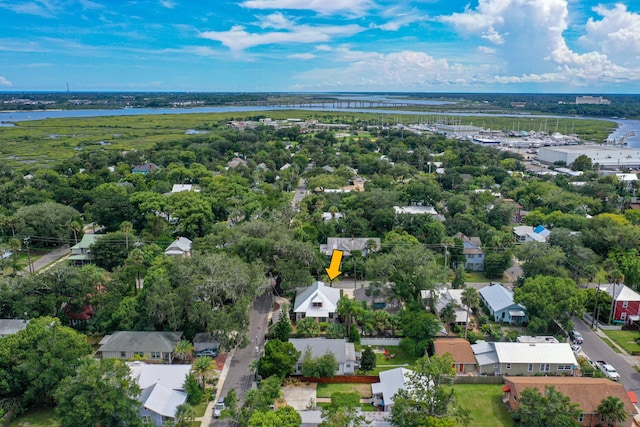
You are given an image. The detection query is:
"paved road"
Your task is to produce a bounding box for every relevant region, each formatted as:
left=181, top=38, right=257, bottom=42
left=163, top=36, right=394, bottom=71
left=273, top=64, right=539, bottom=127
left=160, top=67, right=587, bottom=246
left=208, top=292, right=273, bottom=426
left=292, top=178, right=307, bottom=209
left=23, top=244, right=70, bottom=274
left=574, top=317, right=640, bottom=394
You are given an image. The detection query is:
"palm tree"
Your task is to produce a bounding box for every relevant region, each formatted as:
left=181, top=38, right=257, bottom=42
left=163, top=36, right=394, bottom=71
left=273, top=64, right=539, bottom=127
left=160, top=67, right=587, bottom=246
left=439, top=301, right=457, bottom=334
left=174, top=340, right=194, bottom=363
left=69, top=220, right=83, bottom=245
left=337, top=296, right=360, bottom=335
left=193, top=357, right=212, bottom=391
left=598, top=395, right=627, bottom=427
left=119, top=221, right=133, bottom=250
left=174, top=403, right=196, bottom=427
left=461, top=286, right=479, bottom=340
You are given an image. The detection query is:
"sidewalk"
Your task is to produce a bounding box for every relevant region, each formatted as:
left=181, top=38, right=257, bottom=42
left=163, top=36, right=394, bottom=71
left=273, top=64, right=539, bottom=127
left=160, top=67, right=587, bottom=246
left=195, top=348, right=236, bottom=424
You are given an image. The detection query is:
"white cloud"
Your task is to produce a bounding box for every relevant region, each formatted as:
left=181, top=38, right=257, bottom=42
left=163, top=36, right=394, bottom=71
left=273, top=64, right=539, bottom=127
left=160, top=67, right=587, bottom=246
left=477, top=46, right=496, bottom=54
left=0, top=1, right=58, bottom=18
left=160, top=0, right=176, bottom=8
left=240, top=0, right=373, bottom=16
left=287, top=53, right=316, bottom=59
left=199, top=16, right=364, bottom=51
left=580, top=4, right=640, bottom=67
left=0, top=76, right=12, bottom=86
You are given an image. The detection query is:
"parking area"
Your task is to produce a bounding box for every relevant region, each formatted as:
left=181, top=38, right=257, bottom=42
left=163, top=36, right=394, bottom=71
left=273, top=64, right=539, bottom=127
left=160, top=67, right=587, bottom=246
left=280, top=384, right=317, bottom=410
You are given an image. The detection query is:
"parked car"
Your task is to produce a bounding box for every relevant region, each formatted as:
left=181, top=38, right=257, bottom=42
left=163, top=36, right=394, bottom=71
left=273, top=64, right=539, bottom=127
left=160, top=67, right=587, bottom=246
left=196, top=349, right=217, bottom=358
left=571, top=344, right=581, bottom=353
left=214, top=397, right=226, bottom=417
left=570, top=330, right=583, bottom=345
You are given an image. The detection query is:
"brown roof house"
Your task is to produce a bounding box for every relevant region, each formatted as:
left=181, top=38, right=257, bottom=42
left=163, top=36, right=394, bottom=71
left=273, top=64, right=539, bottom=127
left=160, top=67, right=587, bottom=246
left=433, top=338, right=476, bottom=375
left=503, top=376, right=637, bottom=427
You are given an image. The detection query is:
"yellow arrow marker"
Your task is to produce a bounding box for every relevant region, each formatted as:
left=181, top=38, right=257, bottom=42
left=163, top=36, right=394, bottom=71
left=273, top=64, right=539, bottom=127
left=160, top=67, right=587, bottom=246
left=325, top=249, right=343, bottom=281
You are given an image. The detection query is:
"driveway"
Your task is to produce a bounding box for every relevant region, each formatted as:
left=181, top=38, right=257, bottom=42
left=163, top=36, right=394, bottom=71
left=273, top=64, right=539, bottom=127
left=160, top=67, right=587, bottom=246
left=573, top=317, right=640, bottom=395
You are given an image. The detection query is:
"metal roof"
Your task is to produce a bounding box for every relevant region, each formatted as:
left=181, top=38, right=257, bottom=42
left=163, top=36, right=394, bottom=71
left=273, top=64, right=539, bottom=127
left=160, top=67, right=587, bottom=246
left=494, top=342, right=577, bottom=364
left=98, top=331, right=183, bottom=353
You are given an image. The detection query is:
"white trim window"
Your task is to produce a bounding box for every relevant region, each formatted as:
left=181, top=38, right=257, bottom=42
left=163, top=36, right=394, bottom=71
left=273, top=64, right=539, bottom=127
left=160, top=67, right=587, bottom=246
left=540, top=364, right=550, bottom=372
left=527, top=363, right=533, bottom=372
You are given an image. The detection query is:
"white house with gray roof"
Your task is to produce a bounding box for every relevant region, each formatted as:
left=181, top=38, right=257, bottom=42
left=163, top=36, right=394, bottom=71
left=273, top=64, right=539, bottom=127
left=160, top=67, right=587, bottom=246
left=371, top=367, right=414, bottom=411
left=127, top=362, right=191, bottom=426
left=289, top=338, right=357, bottom=375
left=97, top=331, right=183, bottom=363
left=0, top=319, right=27, bottom=337
left=294, top=281, right=341, bottom=323
left=471, top=341, right=578, bottom=376
left=164, top=237, right=193, bottom=257
left=478, top=284, right=527, bottom=325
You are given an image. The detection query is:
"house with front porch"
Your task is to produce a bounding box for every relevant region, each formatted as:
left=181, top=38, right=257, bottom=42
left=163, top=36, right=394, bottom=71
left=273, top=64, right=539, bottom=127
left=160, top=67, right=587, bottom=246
left=478, top=283, right=528, bottom=325
left=453, top=233, right=485, bottom=271
left=598, top=283, right=640, bottom=325
left=97, top=331, right=183, bottom=363
left=293, top=281, right=341, bottom=323
left=472, top=341, right=577, bottom=376
left=68, top=233, right=101, bottom=266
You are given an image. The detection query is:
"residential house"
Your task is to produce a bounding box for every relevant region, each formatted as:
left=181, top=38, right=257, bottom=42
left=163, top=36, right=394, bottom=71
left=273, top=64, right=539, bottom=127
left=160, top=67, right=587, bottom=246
left=503, top=198, right=528, bottom=223
left=289, top=338, right=357, bottom=375
left=170, top=184, right=200, bottom=193
left=68, top=233, right=101, bottom=266
left=472, top=341, right=577, bottom=376
left=503, top=376, right=637, bottom=427
left=478, top=284, right=528, bottom=325
left=513, top=225, right=551, bottom=243
left=192, top=333, right=220, bottom=353
left=164, top=237, right=193, bottom=258
left=431, top=288, right=470, bottom=326
left=321, top=212, right=344, bottom=222
left=293, top=281, right=341, bottom=323
left=0, top=319, right=27, bottom=337
left=433, top=338, right=476, bottom=374
left=227, top=157, right=247, bottom=168
left=599, top=283, right=640, bottom=325
left=97, top=331, right=183, bottom=363
left=371, top=368, right=413, bottom=411
left=393, top=205, right=446, bottom=222
left=453, top=233, right=484, bottom=271
left=320, top=237, right=381, bottom=257
left=132, top=162, right=160, bottom=175
left=128, top=362, right=191, bottom=426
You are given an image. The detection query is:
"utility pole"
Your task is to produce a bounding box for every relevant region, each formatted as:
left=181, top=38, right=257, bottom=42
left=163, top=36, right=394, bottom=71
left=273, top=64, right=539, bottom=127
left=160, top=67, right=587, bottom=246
left=23, top=237, right=33, bottom=274
left=591, top=282, right=600, bottom=329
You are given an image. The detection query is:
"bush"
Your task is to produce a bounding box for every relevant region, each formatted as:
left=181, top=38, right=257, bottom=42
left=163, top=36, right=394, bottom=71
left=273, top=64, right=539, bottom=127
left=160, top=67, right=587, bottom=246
left=319, top=322, right=329, bottom=332
left=348, top=328, right=361, bottom=344
left=326, top=323, right=346, bottom=339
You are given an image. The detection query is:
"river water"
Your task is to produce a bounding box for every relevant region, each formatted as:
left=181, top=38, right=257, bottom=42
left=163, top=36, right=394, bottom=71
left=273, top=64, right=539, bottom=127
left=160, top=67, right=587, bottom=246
left=2, top=105, right=639, bottom=149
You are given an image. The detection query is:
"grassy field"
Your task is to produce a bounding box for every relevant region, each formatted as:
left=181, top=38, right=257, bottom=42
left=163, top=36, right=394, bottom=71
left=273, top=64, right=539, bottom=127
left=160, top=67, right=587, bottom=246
left=448, top=384, right=514, bottom=427
left=7, top=407, right=59, bottom=427
left=315, top=383, right=373, bottom=398
left=0, top=110, right=617, bottom=167
left=603, top=329, right=640, bottom=354
left=369, top=345, right=416, bottom=375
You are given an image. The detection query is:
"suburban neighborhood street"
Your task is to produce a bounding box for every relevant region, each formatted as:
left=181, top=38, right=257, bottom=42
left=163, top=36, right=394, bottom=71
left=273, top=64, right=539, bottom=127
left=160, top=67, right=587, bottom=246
left=574, top=317, right=640, bottom=395
left=208, top=291, right=272, bottom=426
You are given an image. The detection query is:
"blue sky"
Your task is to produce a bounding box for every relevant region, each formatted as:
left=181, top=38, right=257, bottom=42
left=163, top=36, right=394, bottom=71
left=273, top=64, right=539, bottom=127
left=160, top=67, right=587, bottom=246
left=1, top=0, right=640, bottom=93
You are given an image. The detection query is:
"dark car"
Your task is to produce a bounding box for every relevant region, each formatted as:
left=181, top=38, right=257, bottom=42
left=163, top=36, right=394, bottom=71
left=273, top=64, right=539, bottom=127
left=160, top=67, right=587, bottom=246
left=570, top=330, right=584, bottom=344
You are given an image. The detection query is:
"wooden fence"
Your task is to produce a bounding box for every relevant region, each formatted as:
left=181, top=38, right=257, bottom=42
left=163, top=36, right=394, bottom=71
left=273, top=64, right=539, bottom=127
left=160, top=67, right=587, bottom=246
left=295, top=375, right=380, bottom=384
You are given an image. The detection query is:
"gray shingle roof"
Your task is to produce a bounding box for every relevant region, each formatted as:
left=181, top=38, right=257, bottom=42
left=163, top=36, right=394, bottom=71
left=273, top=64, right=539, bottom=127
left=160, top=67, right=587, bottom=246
left=98, top=331, right=183, bottom=353
left=289, top=338, right=354, bottom=364
left=0, top=319, right=27, bottom=337
left=479, top=284, right=524, bottom=312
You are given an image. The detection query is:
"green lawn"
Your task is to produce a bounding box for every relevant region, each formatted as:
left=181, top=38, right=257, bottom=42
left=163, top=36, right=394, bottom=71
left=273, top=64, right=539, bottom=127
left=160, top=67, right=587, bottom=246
left=7, top=407, right=59, bottom=427
left=464, top=272, right=494, bottom=283
left=316, top=383, right=373, bottom=398
left=368, top=346, right=416, bottom=375
left=447, top=384, right=514, bottom=427
left=603, top=329, right=640, bottom=354
left=317, top=402, right=376, bottom=411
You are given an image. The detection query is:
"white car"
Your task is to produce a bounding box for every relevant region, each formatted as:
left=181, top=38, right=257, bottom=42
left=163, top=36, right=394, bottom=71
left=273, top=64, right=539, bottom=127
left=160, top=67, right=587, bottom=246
left=571, top=344, right=581, bottom=353
left=213, top=397, right=225, bottom=418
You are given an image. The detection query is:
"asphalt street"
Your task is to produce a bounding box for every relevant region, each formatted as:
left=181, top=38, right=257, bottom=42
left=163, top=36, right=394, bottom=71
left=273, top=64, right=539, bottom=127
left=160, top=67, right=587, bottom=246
left=574, top=317, right=640, bottom=395
left=292, top=178, right=307, bottom=209
left=208, top=291, right=273, bottom=426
